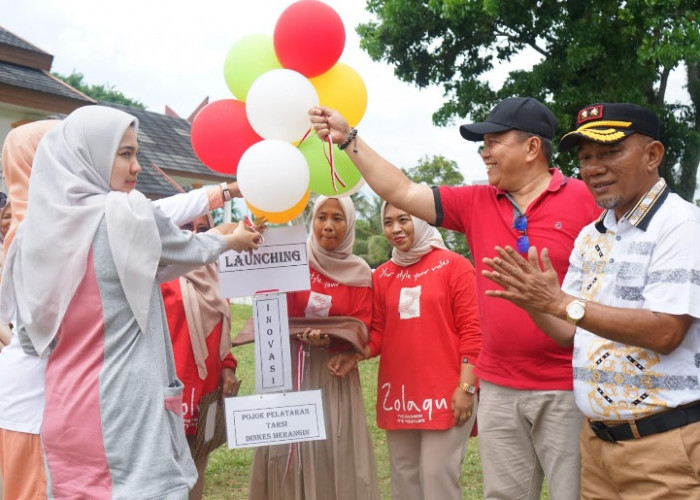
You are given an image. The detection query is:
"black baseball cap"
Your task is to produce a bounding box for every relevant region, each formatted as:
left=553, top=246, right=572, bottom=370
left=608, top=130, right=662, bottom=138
left=559, top=102, right=660, bottom=151
left=459, top=97, right=558, bottom=142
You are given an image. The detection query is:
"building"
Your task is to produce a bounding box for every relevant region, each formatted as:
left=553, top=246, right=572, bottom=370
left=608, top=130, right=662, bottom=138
left=0, top=25, right=231, bottom=198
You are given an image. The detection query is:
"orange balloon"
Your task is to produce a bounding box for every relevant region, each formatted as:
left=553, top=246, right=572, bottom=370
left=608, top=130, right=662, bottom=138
left=311, top=63, right=367, bottom=127
left=246, top=190, right=310, bottom=224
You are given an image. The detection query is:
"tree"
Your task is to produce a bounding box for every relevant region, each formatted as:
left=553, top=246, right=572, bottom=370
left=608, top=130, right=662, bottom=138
left=402, top=155, right=471, bottom=259
left=358, top=1, right=700, bottom=200
left=352, top=191, right=390, bottom=266
left=53, top=71, right=146, bottom=109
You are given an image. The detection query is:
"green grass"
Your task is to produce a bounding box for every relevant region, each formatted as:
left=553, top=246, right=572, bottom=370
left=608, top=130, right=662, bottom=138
left=203, top=304, right=547, bottom=499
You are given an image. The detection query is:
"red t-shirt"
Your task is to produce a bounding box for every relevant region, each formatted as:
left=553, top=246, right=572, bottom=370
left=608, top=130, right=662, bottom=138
left=436, top=169, right=601, bottom=390
left=161, top=279, right=236, bottom=435
left=369, top=248, right=481, bottom=430
left=286, top=267, right=372, bottom=335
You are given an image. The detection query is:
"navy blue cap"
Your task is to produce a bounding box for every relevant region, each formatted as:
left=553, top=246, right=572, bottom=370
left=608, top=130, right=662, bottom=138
left=559, top=102, right=660, bottom=151
left=459, top=97, right=558, bottom=142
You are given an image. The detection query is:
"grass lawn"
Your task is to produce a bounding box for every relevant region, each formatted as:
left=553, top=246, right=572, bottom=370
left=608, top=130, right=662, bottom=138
left=203, top=304, right=548, bottom=499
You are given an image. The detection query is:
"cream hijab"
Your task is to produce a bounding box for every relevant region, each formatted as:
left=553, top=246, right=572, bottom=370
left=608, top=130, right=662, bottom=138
left=307, top=195, right=372, bottom=287
left=179, top=216, right=232, bottom=380
left=1, top=120, right=60, bottom=256
left=382, top=202, right=446, bottom=267
left=0, top=105, right=161, bottom=357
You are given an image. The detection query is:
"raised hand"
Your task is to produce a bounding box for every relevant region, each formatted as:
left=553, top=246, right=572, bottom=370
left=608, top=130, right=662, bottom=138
left=309, top=106, right=351, bottom=144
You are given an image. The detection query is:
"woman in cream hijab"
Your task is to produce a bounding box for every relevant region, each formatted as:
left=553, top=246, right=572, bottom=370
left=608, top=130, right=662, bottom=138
left=0, top=105, right=261, bottom=498
left=363, top=202, right=482, bottom=500
left=248, top=195, right=379, bottom=500
left=0, top=119, right=57, bottom=500
left=161, top=213, right=240, bottom=500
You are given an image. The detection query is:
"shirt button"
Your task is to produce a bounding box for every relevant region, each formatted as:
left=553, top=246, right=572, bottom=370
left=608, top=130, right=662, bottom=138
left=609, top=258, right=615, bottom=263
left=616, top=236, right=621, bottom=241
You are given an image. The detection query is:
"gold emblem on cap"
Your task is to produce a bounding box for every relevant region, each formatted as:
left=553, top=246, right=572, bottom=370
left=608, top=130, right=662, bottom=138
left=562, top=119, right=633, bottom=144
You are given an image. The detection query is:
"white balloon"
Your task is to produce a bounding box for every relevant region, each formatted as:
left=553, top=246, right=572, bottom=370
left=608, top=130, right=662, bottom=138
left=237, top=140, right=310, bottom=212
left=245, top=69, right=319, bottom=142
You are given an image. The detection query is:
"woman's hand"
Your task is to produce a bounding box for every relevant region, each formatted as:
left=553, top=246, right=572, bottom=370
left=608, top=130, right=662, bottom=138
left=309, top=106, right=351, bottom=145
left=226, top=221, right=262, bottom=253
left=328, top=351, right=359, bottom=378
left=451, top=387, right=475, bottom=426
left=296, top=328, right=331, bottom=347
left=221, top=367, right=240, bottom=397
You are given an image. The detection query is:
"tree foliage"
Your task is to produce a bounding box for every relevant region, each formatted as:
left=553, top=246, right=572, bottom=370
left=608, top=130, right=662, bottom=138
left=358, top=0, right=700, bottom=200
left=53, top=71, right=146, bottom=109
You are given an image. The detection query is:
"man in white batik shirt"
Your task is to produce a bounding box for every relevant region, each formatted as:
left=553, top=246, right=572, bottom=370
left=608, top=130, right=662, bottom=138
left=482, top=102, right=700, bottom=499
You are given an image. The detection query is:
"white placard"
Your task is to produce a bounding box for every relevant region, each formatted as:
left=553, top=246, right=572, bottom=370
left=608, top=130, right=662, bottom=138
left=225, top=390, right=326, bottom=449
left=218, top=225, right=310, bottom=298
left=253, top=293, right=293, bottom=393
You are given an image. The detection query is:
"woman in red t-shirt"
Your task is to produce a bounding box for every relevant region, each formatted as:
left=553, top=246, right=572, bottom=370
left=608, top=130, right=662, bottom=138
left=368, top=202, right=481, bottom=500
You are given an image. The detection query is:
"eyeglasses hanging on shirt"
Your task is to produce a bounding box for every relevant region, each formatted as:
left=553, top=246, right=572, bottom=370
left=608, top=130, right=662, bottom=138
left=513, top=214, right=529, bottom=253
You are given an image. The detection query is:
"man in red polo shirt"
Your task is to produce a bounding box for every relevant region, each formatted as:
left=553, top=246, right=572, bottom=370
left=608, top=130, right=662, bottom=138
left=310, top=97, right=601, bottom=499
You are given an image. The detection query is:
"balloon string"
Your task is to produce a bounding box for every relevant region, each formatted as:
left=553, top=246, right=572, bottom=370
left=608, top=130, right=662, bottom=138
left=282, top=342, right=307, bottom=487
left=322, top=135, right=347, bottom=193
left=298, top=127, right=312, bottom=145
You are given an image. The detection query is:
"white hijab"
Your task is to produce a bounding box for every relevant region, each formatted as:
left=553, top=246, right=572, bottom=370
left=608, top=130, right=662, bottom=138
left=382, top=202, right=446, bottom=267
left=0, top=105, right=161, bottom=357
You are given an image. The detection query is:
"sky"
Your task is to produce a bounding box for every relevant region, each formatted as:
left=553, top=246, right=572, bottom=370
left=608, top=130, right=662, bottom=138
left=2, top=0, right=490, bottom=184
left=2, top=0, right=692, bottom=190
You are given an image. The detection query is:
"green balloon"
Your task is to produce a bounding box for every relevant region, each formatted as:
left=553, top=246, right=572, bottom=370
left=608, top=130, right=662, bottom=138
left=223, top=34, right=282, bottom=102
left=298, top=134, right=363, bottom=196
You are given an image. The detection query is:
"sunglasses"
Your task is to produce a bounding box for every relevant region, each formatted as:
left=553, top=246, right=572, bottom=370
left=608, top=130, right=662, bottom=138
left=181, top=223, right=212, bottom=233
left=513, top=214, right=530, bottom=253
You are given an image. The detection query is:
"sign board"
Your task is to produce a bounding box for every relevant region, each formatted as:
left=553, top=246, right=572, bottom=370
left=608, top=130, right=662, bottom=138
left=218, top=225, right=310, bottom=298
left=225, top=390, right=326, bottom=449
left=252, top=292, right=293, bottom=393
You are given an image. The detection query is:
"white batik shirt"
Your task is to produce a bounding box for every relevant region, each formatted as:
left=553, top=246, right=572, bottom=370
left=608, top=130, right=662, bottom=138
left=562, top=179, right=700, bottom=420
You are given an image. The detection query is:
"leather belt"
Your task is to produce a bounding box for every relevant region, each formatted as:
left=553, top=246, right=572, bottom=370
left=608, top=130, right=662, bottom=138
left=589, top=400, right=700, bottom=442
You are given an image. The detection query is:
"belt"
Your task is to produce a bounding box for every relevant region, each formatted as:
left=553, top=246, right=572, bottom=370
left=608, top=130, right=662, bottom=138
left=589, top=400, right=700, bottom=442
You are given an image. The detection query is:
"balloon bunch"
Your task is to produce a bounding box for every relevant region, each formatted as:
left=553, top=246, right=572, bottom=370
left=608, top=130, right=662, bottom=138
left=190, top=0, right=367, bottom=223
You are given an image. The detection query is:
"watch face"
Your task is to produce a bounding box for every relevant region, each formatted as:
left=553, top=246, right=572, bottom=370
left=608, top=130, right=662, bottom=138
left=568, top=301, right=585, bottom=320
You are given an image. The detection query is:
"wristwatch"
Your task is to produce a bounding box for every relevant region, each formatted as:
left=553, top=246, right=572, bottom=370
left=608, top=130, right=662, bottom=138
left=458, top=382, right=476, bottom=395
left=220, top=182, right=232, bottom=202
left=566, top=299, right=587, bottom=325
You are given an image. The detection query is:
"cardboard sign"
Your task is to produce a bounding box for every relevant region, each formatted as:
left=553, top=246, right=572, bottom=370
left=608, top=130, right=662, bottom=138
left=225, top=390, right=326, bottom=449
left=218, top=225, right=310, bottom=298
left=252, top=292, right=293, bottom=393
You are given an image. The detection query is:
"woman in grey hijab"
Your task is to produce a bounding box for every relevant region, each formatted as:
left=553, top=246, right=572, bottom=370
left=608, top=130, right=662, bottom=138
left=0, top=105, right=261, bottom=498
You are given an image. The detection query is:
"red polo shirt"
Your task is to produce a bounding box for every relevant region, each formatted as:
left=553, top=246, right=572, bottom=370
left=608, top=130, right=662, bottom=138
left=436, top=169, right=600, bottom=389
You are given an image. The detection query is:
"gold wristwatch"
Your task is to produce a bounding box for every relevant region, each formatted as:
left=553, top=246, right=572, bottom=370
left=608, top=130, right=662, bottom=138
left=458, top=382, right=476, bottom=395
left=566, top=299, right=587, bottom=325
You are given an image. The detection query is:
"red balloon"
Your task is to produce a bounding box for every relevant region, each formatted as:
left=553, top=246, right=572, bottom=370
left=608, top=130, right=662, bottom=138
left=190, top=99, right=262, bottom=175
left=273, top=0, right=345, bottom=78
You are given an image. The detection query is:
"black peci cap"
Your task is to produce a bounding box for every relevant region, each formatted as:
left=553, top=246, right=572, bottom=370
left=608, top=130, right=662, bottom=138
left=459, top=97, right=558, bottom=142
left=559, top=102, right=660, bottom=151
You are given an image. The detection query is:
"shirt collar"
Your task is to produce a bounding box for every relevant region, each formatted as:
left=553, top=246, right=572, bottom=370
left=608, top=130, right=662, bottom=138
left=594, top=178, right=669, bottom=233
